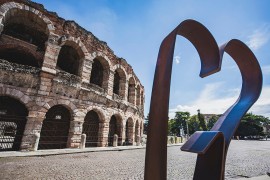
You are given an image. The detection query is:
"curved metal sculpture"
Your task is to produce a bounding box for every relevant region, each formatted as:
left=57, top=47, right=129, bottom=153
left=144, top=19, right=262, bottom=180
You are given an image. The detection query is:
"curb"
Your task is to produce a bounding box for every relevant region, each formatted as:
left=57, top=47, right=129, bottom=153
left=0, top=143, right=184, bottom=158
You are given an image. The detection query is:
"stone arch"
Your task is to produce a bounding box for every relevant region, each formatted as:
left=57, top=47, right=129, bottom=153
left=125, top=117, right=134, bottom=145
left=136, top=85, right=141, bottom=106
left=0, top=87, right=32, bottom=110
left=43, top=99, right=77, bottom=115
left=38, top=104, right=71, bottom=150
left=113, top=67, right=127, bottom=97
left=57, top=37, right=89, bottom=76
left=58, top=36, right=89, bottom=57
left=86, top=107, right=106, bottom=123
left=112, top=65, right=127, bottom=77
left=0, top=2, right=55, bottom=35
left=108, top=114, right=123, bottom=146
left=90, top=52, right=112, bottom=67
left=0, top=96, right=28, bottom=151
left=82, top=109, right=105, bottom=147
left=128, top=77, right=136, bottom=104
left=90, top=56, right=110, bottom=89
left=0, top=2, right=54, bottom=68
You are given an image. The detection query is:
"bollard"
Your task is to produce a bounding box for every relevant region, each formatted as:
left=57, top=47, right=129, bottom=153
left=33, top=133, right=40, bottom=151
left=174, top=136, right=178, bottom=144
left=80, top=134, right=86, bottom=149
left=170, top=136, right=175, bottom=144
left=113, top=134, right=118, bottom=147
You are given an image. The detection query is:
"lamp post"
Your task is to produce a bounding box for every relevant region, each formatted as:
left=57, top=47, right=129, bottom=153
left=186, top=119, right=189, bottom=139
left=179, top=125, right=184, bottom=137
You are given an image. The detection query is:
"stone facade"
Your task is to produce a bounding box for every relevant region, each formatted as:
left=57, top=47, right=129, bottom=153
left=0, top=0, right=144, bottom=151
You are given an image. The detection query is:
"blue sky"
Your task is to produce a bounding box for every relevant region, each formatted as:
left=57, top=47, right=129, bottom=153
left=35, top=0, right=270, bottom=118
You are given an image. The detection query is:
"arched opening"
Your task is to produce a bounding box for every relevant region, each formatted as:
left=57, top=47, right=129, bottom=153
left=90, top=59, right=104, bottom=87
left=113, top=71, right=120, bottom=95
left=82, top=110, right=100, bottom=147
left=0, top=9, right=48, bottom=67
left=56, top=45, right=82, bottom=76
left=135, top=120, right=140, bottom=144
left=113, top=68, right=126, bottom=97
left=136, top=85, right=141, bottom=106
left=128, top=77, right=136, bottom=104
left=2, top=9, right=48, bottom=49
left=140, top=91, right=144, bottom=106
left=125, top=118, right=134, bottom=145
left=0, top=96, right=28, bottom=151
left=0, top=46, right=41, bottom=67
left=39, top=105, right=71, bottom=150
left=108, top=115, right=122, bottom=146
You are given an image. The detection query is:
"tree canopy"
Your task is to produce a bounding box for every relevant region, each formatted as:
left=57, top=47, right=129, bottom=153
left=166, top=111, right=269, bottom=138
left=235, top=113, right=269, bottom=138
left=168, top=112, right=190, bottom=136
left=144, top=111, right=269, bottom=139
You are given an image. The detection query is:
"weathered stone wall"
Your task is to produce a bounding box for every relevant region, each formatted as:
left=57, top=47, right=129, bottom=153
left=0, top=0, right=145, bottom=151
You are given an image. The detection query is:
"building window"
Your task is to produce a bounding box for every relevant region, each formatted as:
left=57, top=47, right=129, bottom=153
left=90, top=59, right=104, bottom=87
left=113, top=71, right=120, bottom=95
left=57, top=45, right=81, bottom=76
left=128, top=77, right=135, bottom=104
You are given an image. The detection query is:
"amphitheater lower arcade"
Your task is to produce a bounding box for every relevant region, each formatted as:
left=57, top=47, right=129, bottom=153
left=0, top=89, right=144, bottom=151
left=0, top=1, right=144, bottom=151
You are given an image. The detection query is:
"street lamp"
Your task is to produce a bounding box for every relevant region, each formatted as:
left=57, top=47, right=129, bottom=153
left=186, top=119, right=189, bottom=139
left=179, top=125, right=184, bottom=137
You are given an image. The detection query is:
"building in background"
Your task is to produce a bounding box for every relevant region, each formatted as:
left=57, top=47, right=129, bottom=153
left=0, top=0, right=144, bottom=151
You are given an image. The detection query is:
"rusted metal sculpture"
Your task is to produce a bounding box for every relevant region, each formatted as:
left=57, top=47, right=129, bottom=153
left=144, top=19, right=262, bottom=180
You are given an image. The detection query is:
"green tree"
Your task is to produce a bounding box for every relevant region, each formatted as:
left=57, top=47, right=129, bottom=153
left=197, top=110, right=207, bottom=131
left=168, top=119, right=176, bottom=135
left=207, top=115, right=219, bottom=130
left=235, top=113, right=269, bottom=138
left=143, top=114, right=149, bottom=134
left=175, top=111, right=190, bottom=135
left=188, top=115, right=201, bottom=134
left=167, top=111, right=190, bottom=136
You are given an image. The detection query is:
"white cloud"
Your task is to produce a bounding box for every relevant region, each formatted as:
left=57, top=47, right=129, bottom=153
left=262, top=65, right=270, bottom=75
left=169, top=82, right=239, bottom=118
left=169, top=83, right=270, bottom=119
left=246, top=24, right=270, bottom=51
left=250, top=86, right=270, bottom=117
left=174, top=55, right=180, bottom=64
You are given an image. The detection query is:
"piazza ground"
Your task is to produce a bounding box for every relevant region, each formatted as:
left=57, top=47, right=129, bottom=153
left=0, top=140, right=269, bottom=179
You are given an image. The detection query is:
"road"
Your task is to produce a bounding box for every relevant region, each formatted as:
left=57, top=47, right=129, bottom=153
left=0, top=140, right=269, bottom=179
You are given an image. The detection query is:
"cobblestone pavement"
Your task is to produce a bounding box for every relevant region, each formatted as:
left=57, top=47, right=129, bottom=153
left=0, top=140, right=269, bottom=180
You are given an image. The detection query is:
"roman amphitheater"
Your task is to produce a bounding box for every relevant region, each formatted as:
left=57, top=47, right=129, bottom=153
left=0, top=0, right=144, bottom=151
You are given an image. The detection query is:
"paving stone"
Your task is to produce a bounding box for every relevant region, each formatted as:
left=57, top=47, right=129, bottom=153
left=0, top=140, right=269, bottom=180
